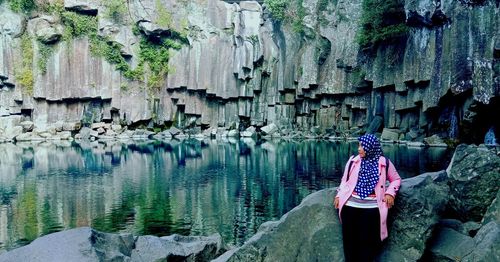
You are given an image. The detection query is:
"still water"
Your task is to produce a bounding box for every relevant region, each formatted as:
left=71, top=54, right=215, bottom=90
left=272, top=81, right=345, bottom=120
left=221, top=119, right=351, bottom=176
left=0, top=139, right=452, bottom=252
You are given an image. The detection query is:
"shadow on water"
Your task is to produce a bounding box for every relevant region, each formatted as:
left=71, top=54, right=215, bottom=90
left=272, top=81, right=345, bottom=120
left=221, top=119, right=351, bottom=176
left=0, top=139, right=452, bottom=252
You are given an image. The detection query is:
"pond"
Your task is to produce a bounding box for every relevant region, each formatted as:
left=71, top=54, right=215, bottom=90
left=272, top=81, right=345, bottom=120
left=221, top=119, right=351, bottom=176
left=0, top=139, right=452, bottom=253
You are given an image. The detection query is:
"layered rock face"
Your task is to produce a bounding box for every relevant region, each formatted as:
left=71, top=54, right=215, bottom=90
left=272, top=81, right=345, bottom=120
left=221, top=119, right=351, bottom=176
left=0, top=0, right=498, bottom=142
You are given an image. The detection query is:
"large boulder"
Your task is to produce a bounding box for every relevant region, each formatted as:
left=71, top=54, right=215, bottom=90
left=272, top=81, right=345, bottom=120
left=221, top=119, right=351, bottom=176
left=378, top=171, right=450, bottom=261
left=447, top=144, right=500, bottom=221
left=463, top=221, right=500, bottom=261
left=0, top=227, right=134, bottom=262
left=131, top=233, right=224, bottom=261
left=0, top=228, right=224, bottom=262
left=427, top=227, right=475, bottom=261
left=482, top=190, right=500, bottom=225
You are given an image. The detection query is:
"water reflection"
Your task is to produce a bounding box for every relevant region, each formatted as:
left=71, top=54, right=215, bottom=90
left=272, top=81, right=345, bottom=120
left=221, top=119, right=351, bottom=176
left=0, top=139, right=452, bottom=252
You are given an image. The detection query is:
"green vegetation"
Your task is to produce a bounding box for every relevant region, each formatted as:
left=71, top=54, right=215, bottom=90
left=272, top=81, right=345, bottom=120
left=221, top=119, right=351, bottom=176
left=104, top=0, right=127, bottom=23
left=37, top=42, right=54, bottom=74
left=7, top=0, right=37, bottom=14
left=264, top=0, right=306, bottom=34
left=264, top=0, right=288, bottom=20
left=356, top=0, right=408, bottom=48
left=9, top=1, right=186, bottom=92
left=60, top=11, right=99, bottom=42
left=16, top=34, right=34, bottom=95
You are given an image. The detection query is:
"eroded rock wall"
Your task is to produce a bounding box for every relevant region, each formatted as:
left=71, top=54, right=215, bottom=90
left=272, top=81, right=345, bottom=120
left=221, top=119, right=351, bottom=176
left=0, top=0, right=498, bottom=142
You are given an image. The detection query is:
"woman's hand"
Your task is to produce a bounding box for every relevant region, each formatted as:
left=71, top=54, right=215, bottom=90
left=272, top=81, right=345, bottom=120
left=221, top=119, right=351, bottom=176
left=384, top=194, right=395, bottom=208
left=334, top=197, right=339, bottom=209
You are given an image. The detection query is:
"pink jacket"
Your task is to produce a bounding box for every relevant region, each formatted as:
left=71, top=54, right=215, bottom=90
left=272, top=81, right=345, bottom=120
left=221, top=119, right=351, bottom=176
left=336, top=155, right=401, bottom=241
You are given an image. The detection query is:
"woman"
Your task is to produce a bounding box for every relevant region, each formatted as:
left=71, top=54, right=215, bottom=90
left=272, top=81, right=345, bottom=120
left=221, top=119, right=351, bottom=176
left=334, top=134, right=401, bottom=261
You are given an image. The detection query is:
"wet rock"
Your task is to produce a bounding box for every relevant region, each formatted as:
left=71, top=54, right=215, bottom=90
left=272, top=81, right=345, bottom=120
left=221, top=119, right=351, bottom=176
left=381, top=128, right=400, bottom=141
left=261, top=123, right=278, bottom=136
left=241, top=126, right=256, bottom=137
left=424, top=135, right=448, bottom=147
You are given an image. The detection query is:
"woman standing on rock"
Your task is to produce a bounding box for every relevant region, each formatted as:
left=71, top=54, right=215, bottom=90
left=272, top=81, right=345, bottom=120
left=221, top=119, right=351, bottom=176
left=334, top=134, right=401, bottom=261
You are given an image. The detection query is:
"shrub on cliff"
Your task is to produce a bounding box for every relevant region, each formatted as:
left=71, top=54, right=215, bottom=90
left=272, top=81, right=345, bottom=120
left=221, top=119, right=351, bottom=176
left=356, top=0, right=408, bottom=48
left=7, top=0, right=37, bottom=14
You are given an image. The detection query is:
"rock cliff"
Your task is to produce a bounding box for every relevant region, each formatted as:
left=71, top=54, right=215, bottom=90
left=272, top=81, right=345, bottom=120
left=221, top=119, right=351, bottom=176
left=0, top=0, right=498, bottom=143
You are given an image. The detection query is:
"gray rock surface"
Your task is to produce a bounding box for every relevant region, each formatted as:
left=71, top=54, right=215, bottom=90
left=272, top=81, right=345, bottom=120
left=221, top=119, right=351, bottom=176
left=463, top=221, right=500, bottom=262
left=0, top=227, right=134, bottom=262
left=447, top=144, right=500, bottom=221
left=428, top=227, right=475, bottom=261
left=0, top=228, right=224, bottom=262
left=482, top=189, right=500, bottom=225
left=378, top=171, right=450, bottom=261
left=131, top=234, right=224, bottom=262
left=0, top=0, right=496, bottom=141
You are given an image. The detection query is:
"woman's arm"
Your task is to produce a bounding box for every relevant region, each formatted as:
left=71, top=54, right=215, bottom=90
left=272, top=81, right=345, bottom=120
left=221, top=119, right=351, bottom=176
left=385, top=160, right=401, bottom=197
left=334, top=156, right=355, bottom=208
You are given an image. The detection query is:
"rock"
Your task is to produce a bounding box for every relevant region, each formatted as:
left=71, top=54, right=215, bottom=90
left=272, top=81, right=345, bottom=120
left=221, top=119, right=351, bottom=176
left=407, top=141, right=425, bottom=147
left=241, top=126, right=257, bottom=137
left=91, top=122, right=106, bottom=129
left=15, top=132, right=44, bottom=141
left=381, top=128, right=401, bottom=141
left=58, top=131, right=72, bottom=140
left=78, top=127, right=92, bottom=140
left=424, top=135, right=446, bottom=146
left=19, top=121, right=34, bottom=132
left=366, top=116, right=383, bottom=134
left=4, top=126, right=22, bottom=140
left=405, top=129, right=420, bottom=141
left=0, top=5, right=24, bottom=38
left=427, top=228, right=474, bottom=261
left=63, top=122, right=82, bottom=132
left=0, top=227, right=134, bottom=262
left=463, top=221, right=500, bottom=261
left=105, top=129, right=117, bottom=137
left=227, top=129, right=239, bottom=137
left=32, top=16, right=62, bottom=44
left=167, top=127, right=182, bottom=136
left=482, top=190, right=500, bottom=225
left=64, top=0, right=99, bottom=15
left=131, top=234, right=224, bottom=261
left=111, top=124, right=122, bottom=132
left=447, top=144, right=500, bottom=221
left=96, top=127, right=105, bottom=134
left=261, top=123, right=278, bottom=136
left=379, top=171, right=450, bottom=261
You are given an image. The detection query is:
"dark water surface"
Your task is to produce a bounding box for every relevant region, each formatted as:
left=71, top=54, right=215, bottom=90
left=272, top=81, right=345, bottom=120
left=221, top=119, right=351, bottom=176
left=0, top=139, right=452, bottom=252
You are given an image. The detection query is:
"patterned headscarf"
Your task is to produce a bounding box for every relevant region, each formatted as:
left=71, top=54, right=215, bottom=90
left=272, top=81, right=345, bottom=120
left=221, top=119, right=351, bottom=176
left=354, top=134, right=383, bottom=199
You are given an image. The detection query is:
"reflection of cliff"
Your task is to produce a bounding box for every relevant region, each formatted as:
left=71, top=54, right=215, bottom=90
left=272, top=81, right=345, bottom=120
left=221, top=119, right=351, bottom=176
left=0, top=140, right=451, bottom=251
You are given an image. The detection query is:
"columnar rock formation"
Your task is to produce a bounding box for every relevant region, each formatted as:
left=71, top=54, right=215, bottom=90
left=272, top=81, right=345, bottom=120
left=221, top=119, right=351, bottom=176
left=0, top=0, right=498, bottom=143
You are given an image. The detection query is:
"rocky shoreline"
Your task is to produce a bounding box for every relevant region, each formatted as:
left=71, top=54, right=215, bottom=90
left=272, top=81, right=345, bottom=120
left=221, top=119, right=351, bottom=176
left=0, top=120, right=467, bottom=148
left=0, top=144, right=498, bottom=261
